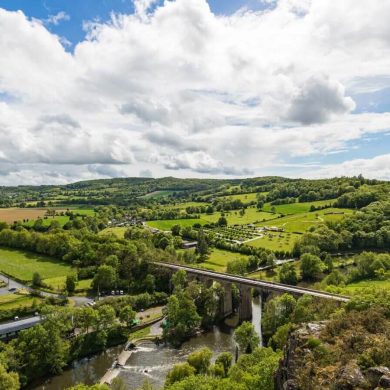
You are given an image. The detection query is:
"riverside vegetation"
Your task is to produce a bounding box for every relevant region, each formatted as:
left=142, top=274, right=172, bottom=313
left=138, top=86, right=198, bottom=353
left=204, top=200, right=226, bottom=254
left=0, top=175, right=388, bottom=389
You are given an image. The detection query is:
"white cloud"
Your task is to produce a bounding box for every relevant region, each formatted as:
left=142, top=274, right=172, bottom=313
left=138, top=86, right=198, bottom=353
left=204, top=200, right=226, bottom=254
left=45, top=11, right=70, bottom=26
left=0, top=0, right=389, bottom=184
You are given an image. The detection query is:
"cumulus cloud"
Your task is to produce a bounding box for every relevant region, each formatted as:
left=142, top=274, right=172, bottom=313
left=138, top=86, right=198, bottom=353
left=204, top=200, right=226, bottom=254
left=0, top=0, right=389, bottom=184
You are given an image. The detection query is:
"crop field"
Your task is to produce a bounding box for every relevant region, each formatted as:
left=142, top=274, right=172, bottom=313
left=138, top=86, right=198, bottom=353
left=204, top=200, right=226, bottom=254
left=262, top=199, right=337, bottom=215
left=247, top=232, right=300, bottom=252
left=0, top=208, right=63, bottom=224
left=198, top=249, right=250, bottom=272
left=0, top=248, right=73, bottom=283
left=255, top=208, right=353, bottom=233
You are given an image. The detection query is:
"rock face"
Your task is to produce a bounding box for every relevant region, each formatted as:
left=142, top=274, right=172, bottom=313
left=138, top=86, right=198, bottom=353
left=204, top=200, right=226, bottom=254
left=275, top=322, right=327, bottom=390
left=275, top=322, right=390, bottom=390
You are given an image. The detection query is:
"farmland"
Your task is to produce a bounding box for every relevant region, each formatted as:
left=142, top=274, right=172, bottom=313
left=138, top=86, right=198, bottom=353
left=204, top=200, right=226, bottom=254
left=146, top=218, right=208, bottom=230
left=262, top=199, right=336, bottom=214
left=198, top=248, right=250, bottom=272
left=0, top=248, right=73, bottom=284
left=216, top=192, right=268, bottom=203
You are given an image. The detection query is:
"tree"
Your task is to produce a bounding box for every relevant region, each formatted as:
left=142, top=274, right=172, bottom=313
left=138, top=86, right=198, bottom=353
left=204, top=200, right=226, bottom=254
left=197, top=229, right=208, bottom=258
left=324, top=254, right=334, bottom=273
left=93, top=265, right=116, bottom=291
left=74, top=307, right=99, bottom=334
left=0, top=363, right=19, bottom=390
left=239, top=208, right=245, bottom=217
left=279, top=262, right=298, bottom=285
left=119, top=306, right=136, bottom=327
left=217, top=216, right=228, bottom=227
left=66, top=275, right=77, bottom=294
left=187, top=347, right=213, bottom=374
left=172, top=270, right=187, bottom=292
left=97, top=305, right=116, bottom=331
left=234, top=321, right=260, bottom=353
left=215, top=352, right=233, bottom=377
left=163, top=291, right=201, bottom=344
left=266, top=253, right=276, bottom=268
left=300, top=253, right=324, bottom=281
left=165, top=363, right=195, bottom=386
left=171, top=224, right=181, bottom=236
left=32, top=272, right=42, bottom=288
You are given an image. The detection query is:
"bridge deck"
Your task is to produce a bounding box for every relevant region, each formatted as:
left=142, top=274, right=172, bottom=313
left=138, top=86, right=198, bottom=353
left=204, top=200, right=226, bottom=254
left=153, top=262, right=350, bottom=302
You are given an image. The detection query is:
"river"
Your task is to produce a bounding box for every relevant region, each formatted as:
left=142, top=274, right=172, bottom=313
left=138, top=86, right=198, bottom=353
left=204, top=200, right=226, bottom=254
left=31, top=297, right=262, bottom=390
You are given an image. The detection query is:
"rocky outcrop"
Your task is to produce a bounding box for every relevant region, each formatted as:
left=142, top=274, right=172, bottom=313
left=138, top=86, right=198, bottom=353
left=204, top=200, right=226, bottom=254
left=275, top=322, right=390, bottom=390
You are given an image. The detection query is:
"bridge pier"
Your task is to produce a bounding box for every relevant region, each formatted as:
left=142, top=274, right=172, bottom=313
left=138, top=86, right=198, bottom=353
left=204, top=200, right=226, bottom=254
left=220, top=282, right=233, bottom=318
left=239, top=285, right=252, bottom=322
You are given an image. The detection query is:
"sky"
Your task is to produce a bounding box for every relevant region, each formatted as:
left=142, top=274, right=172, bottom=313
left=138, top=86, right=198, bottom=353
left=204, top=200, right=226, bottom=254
left=0, top=0, right=389, bottom=185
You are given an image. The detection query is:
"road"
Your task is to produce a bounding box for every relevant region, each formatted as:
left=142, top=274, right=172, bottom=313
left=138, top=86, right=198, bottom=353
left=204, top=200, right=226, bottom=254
left=152, top=262, right=350, bottom=302
left=0, top=316, right=43, bottom=337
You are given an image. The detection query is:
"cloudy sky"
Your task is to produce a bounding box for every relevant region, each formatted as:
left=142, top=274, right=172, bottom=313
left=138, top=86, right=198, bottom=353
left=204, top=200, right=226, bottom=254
left=0, top=0, right=390, bottom=185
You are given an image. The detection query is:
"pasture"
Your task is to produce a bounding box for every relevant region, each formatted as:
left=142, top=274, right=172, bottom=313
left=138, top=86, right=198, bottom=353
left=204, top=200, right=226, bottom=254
left=262, top=199, right=337, bottom=215
left=202, top=208, right=279, bottom=225
left=0, top=248, right=73, bottom=283
left=198, top=248, right=250, bottom=272
left=146, top=218, right=208, bottom=230
left=44, top=276, right=92, bottom=292
left=247, top=232, right=300, bottom=252
left=0, top=293, right=43, bottom=311
left=217, top=192, right=268, bottom=203
left=255, top=208, right=352, bottom=233
left=99, top=227, right=128, bottom=238
left=140, top=190, right=175, bottom=199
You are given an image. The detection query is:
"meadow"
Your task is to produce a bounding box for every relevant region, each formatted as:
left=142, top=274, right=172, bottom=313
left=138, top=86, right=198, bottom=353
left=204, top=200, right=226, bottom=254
left=44, top=276, right=92, bottom=293
left=0, top=293, right=43, bottom=311
left=216, top=192, right=268, bottom=203
left=198, top=248, right=250, bottom=272
left=247, top=232, right=301, bottom=252
left=262, top=199, right=337, bottom=214
left=146, top=218, right=209, bottom=230
left=140, top=190, right=176, bottom=199
left=202, top=208, right=279, bottom=225
left=0, top=248, right=73, bottom=283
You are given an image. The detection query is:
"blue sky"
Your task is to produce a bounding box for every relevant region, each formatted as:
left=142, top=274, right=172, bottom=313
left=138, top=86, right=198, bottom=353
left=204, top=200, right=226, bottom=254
left=0, top=0, right=389, bottom=184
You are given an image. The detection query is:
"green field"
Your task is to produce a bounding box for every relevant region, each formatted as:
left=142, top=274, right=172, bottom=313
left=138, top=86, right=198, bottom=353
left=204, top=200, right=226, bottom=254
left=342, top=279, right=390, bottom=293
left=99, top=227, right=128, bottom=238
left=146, top=218, right=208, bottom=230
left=198, top=248, right=249, bottom=272
left=44, top=276, right=92, bottom=292
left=0, top=248, right=73, bottom=283
left=160, top=201, right=209, bottom=210
left=202, top=208, right=279, bottom=225
left=247, top=232, right=300, bottom=252
left=140, top=191, right=175, bottom=199
left=0, top=293, right=43, bottom=311
left=255, top=208, right=352, bottom=233
left=217, top=192, right=267, bottom=203
left=262, top=199, right=337, bottom=214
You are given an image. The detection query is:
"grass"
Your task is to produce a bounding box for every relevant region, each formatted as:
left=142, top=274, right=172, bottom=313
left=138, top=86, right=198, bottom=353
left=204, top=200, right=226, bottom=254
left=202, top=208, right=279, bottom=225
left=198, top=248, right=250, bottom=272
left=247, top=232, right=300, bottom=252
left=216, top=192, right=268, bottom=203
left=0, top=248, right=73, bottom=283
left=146, top=218, right=209, bottom=230
left=262, top=199, right=337, bottom=214
left=99, top=227, right=128, bottom=238
left=43, top=276, right=92, bottom=292
left=128, top=326, right=151, bottom=341
left=342, top=279, right=390, bottom=293
left=255, top=208, right=353, bottom=233
left=140, top=191, right=175, bottom=199
left=0, top=293, right=43, bottom=311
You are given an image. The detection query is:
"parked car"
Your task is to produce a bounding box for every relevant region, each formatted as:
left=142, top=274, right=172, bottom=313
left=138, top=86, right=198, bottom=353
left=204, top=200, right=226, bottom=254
left=8, top=287, right=17, bottom=292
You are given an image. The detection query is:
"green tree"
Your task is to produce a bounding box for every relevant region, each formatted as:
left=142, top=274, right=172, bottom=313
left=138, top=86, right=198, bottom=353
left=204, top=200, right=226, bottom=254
left=0, top=363, right=19, bottom=390
left=172, top=270, right=187, bottom=292
left=234, top=321, right=260, bottom=353
left=300, top=253, right=324, bottom=281
left=66, top=275, right=77, bottom=294
left=279, top=262, right=298, bottom=285
left=197, top=229, right=208, bottom=258
left=187, top=347, right=213, bottom=374
left=215, top=352, right=233, bottom=377
left=32, top=272, right=42, bottom=288
left=119, top=306, right=136, bottom=327
left=74, top=307, right=99, bottom=334
left=96, top=305, right=116, bottom=331
left=165, top=363, right=195, bottom=387
left=93, top=265, right=116, bottom=291
left=217, top=216, right=228, bottom=227
left=171, top=225, right=181, bottom=236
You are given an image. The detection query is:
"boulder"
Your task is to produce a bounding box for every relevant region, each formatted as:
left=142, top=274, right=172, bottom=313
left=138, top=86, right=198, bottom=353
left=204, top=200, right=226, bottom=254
left=366, top=367, right=390, bottom=387
left=335, top=361, right=368, bottom=390
left=379, top=375, right=390, bottom=388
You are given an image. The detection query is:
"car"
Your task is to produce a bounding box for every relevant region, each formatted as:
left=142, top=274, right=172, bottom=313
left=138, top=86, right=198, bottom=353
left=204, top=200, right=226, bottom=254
left=8, top=287, right=17, bottom=292
left=120, top=290, right=124, bottom=295
left=13, top=316, right=19, bottom=321
left=111, top=290, right=115, bottom=295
